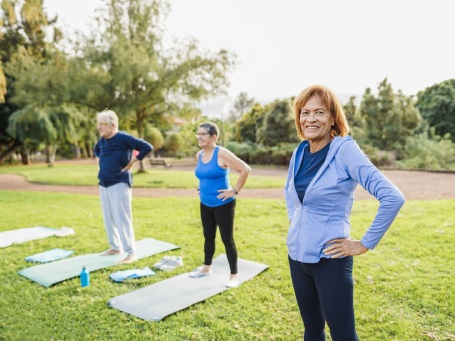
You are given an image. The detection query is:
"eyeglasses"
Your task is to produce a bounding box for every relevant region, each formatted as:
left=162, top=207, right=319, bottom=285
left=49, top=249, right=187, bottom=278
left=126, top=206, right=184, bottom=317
left=195, top=132, right=210, bottom=137
left=97, top=122, right=111, bottom=127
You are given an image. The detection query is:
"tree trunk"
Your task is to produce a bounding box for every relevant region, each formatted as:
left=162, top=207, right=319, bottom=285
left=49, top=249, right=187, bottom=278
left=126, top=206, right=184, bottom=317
left=85, top=142, right=93, bottom=158
left=20, top=145, right=31, bottom=165
left=0, top=139, right=22, bottom=165
left=72, top=143, right=81, bottom=158
left=46, top=144, right=56, bottom=167
left=81, top=144, right=88, bottom=158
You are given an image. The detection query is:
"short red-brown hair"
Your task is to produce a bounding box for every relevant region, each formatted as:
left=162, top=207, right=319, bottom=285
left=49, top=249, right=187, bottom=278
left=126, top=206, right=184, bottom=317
left=293, top=85, right=349, bottom=140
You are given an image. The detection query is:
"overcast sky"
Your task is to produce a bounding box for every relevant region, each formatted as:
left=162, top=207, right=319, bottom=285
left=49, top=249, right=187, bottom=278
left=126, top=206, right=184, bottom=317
left=44, top=0, right=455, bottom=103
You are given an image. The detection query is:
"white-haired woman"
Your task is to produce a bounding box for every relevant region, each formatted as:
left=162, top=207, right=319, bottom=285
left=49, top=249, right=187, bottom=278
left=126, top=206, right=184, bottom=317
left=94, top=110, right=153, bottom=264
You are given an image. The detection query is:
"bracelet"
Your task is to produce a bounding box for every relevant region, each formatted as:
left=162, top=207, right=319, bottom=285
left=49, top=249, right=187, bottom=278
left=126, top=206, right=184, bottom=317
left=233, top=188, right=238, bottom=195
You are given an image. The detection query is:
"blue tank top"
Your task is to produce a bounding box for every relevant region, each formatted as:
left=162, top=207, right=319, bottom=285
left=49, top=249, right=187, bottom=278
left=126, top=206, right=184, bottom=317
left=195, top=146, right=234, bottom=207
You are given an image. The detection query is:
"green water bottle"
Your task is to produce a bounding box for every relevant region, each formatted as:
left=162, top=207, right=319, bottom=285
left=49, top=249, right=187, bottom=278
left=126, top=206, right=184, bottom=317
left=80, top=266, right=90, bottom=287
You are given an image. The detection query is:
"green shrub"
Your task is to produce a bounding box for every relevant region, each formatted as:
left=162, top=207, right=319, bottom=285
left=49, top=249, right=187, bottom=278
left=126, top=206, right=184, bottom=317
left=225, top=142, right=296, bottom=166
left=270, top=144, right=296, bottom=165
left=397, top=133, right=455, bottom=170
left=361, top=144, right=397, bottom=167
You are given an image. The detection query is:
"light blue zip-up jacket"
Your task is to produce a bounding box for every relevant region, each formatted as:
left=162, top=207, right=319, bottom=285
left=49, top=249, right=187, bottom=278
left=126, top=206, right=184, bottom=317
left=285, top=136, right=405, bottom=263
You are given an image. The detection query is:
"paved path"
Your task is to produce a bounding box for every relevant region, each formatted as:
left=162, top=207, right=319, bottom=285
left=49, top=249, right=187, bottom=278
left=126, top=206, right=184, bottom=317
left=1, top=169, right=454, bottom=200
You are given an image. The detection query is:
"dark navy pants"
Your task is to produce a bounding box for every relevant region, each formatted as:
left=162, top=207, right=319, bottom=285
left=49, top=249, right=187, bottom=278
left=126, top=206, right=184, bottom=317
left=200, top=200, right=237, bottom=274
left=289, top=256, right=359, bottom=341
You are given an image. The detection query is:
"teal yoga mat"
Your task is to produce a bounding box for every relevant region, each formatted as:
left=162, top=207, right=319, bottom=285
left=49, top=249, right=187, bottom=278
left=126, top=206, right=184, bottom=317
left=108, top=254, right=269, bottom=321
left=18, top=238, right=179, bottom=287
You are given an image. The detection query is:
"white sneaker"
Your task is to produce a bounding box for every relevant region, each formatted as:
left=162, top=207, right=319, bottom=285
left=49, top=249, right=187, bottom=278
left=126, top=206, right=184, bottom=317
left=159, top=257, right=183, bottom=271
left=226, top=278, right=240, bottom=288
left=188, top=268, right=212, bottom=278
left=154, top=256, right=172, bottom=269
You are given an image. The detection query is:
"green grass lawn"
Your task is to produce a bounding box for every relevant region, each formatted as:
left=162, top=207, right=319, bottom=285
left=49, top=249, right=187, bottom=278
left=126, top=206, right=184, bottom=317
left=0, top=163, right=286, bottom=189
left=0, top=190, right=453, bottom=340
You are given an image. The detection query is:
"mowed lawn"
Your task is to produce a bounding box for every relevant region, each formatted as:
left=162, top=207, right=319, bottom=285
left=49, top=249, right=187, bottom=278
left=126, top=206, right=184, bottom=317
left=0, top=165, right=454, bottom=340
left=0, top=163, right=286, bottom=189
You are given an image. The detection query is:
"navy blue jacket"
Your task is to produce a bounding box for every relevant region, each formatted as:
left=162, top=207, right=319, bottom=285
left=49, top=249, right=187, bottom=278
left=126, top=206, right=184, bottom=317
left=94, top=131, right=153, bottom=187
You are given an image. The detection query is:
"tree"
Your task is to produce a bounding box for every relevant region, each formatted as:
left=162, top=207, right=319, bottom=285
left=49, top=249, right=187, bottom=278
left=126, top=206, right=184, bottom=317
left=176, top=121, right=199, bottom=157
left=343, top=96, right=367, bottom=143
left=236, top=103, right=266, bottom=143
left=7, top=105, right=85, bottom=165
left=0, top=62, right=6, bottom=103
left=392, top=91, right=422, bottom=151
left=63, top=0, right=235, bottom=170
left=416, top=79, right=455, bottom=142
left=258, top=99, right=298, bottom=146
left=5, top=48, right=92, bottom=164
left=360, top=79, right=393, bottom=150
left=0, top=0, right=63, bottom=164
left=165, top=133, right=182, bottom=156
left=360, top=78, right=422, bottom=152
left=214, top=117, right=235, bottom=147
left=400, top=128, right=455, bottom=170
left=228, top=92, right=254, bottom=122
left=143, top=124, right=165, bottom=151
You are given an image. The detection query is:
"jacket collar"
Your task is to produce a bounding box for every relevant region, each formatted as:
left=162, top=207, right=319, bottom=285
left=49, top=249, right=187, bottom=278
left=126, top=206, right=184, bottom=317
left=293, top=136, right=353, bottom=191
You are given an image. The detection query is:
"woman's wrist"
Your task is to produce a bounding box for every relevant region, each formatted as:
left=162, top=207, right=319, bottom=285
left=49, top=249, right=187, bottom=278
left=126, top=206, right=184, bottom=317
left=233, top=188, right=239, bottom=195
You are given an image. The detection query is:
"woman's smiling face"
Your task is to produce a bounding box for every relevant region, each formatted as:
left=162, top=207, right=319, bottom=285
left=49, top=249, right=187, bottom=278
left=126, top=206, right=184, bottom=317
left=195, top=128, right=214, bottom=148
left=299, top=95, right=334, bottom=145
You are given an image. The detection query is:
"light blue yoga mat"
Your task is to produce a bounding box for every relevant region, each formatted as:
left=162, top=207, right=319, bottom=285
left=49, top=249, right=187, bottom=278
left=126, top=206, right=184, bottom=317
left=108, top=254, right=269, bottom=321
left=18, top=238, right=179, bottom=287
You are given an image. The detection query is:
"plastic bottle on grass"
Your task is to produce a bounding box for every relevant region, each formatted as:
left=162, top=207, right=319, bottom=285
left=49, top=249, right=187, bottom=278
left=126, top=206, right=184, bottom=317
left=80, top=266, right=90, bottom=287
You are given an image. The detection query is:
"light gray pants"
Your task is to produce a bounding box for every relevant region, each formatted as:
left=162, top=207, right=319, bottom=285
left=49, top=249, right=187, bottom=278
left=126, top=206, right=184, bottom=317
left=99, top=183, right=136, bottom=255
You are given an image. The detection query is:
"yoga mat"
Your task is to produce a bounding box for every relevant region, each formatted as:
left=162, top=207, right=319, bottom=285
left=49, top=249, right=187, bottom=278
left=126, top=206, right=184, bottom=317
left=108, top=254, right=269, bottom=321
left=0, top=226, right=74, bottom=248
left=18, top=238, right=179, bottom=287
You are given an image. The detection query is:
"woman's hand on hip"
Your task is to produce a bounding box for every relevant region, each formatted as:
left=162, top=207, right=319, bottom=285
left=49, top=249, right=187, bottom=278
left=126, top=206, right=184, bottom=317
left=323, top=237, right=369, bottom=258
left=122, top=157, right=138, bottom=172
left=217, top=189, right=236, bottom=201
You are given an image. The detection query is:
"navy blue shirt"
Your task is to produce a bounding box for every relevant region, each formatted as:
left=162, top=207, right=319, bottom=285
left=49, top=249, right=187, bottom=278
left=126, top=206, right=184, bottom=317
left=94, top=131, right=153, bottom=187
left=295, top=142, right=331, bottom=202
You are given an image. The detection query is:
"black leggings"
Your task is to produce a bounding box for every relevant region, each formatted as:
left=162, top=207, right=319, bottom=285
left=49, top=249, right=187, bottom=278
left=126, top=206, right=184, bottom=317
left=200, top=200, right=237, bottom=274
left=289, top=256, right=358, bottom=341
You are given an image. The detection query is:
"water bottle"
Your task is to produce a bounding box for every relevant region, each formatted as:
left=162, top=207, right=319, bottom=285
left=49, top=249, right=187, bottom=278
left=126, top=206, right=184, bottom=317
left=80, top=266, right=90, bottom=287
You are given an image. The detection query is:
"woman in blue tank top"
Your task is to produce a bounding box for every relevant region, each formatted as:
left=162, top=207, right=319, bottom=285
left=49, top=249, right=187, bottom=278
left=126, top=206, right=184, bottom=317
left=190, top=122, right=251, bottom=288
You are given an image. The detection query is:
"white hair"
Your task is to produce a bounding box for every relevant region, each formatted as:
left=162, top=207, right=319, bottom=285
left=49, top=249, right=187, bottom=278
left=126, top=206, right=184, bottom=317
left=97, top=109, right=118, bottom=127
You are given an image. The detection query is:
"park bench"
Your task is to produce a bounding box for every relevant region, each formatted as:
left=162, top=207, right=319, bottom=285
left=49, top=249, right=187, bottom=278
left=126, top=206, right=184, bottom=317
left=149, top=158, right=172, bottom=168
